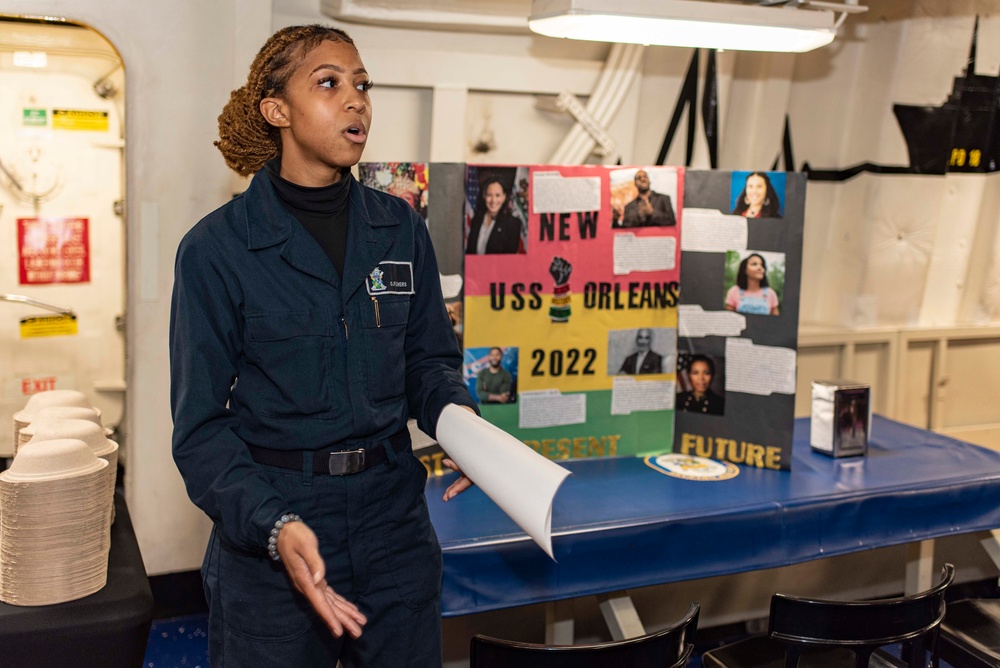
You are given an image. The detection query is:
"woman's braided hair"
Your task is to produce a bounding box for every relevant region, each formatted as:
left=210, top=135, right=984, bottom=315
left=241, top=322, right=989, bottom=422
left=215, top=24, right=355, bottom=176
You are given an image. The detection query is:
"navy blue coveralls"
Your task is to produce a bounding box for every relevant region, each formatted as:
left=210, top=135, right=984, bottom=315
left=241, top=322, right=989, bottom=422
left=169, top=169, right=477, bottom=667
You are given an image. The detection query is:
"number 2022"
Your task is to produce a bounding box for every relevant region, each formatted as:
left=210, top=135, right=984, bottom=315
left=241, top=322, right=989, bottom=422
left=531, top=348, right=597, bottom=376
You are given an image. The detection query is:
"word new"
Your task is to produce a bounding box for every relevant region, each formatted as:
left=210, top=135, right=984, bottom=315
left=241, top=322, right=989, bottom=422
left=539, top=212, right=599, bottom=241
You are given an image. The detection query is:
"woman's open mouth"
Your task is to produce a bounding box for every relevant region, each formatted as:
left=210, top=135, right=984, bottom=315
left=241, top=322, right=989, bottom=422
left=344, top=124, right=367, bottom=144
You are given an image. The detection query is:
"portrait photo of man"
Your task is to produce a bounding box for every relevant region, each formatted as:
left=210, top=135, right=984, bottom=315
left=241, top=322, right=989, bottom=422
left=476, top=346, right=513, bottom=403
left=618, top=328, right=664, bottom=375
left=618, top=169, right=676, bottom=228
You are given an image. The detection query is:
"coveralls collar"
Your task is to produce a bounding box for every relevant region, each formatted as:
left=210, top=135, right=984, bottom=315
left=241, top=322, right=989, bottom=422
left=240, top=167, right=401, bottom=302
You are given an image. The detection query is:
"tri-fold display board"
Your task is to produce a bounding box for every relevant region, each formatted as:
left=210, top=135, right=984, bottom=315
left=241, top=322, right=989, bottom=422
left=359, top=163, right=804, bottom=471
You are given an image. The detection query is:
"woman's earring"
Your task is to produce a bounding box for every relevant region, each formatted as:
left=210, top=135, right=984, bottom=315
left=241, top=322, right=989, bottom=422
left=764, top=197, right=770, bottom=205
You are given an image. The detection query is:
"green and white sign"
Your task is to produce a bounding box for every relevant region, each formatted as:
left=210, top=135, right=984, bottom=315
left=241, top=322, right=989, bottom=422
left=22, top=108, right=47, bottom=126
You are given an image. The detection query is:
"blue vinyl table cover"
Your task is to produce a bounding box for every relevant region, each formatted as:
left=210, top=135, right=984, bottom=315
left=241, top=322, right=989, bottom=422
left=426, top=416, right=1000, bottom=616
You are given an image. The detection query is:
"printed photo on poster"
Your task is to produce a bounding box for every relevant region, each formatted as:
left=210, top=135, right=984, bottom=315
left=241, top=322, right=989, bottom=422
left=676, top=170, right=805, bottom=470
left=730, top=171, right=785, bottom=219
left=465, top=346, right=519, bottom=404
left=610, top=167, right=678, bottom=228
left=464, top=166, right=528, bottom=255
left=608, top=327, right=676, bottom=376
left=676, top=350, right=725, bottom=416
left=357, top=162, right=429, bottom=219
left=723, top=250, right=785, bottom=316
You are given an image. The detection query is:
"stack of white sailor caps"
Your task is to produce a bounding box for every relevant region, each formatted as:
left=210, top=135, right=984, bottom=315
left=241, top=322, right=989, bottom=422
left=23, top=419, right=118, bottom=503
left=12, top=390, right=101, bottom=456
left=17, top=405, right=114, bottom=455
left=0, top=438, right=112, bottom=605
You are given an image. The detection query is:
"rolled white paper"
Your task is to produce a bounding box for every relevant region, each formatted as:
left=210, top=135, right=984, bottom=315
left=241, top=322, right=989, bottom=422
left=435, top=403, right=571, bottom=559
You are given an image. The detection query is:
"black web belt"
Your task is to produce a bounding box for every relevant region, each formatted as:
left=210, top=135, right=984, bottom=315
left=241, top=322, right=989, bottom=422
left=247, top=430, right=410, bottom=475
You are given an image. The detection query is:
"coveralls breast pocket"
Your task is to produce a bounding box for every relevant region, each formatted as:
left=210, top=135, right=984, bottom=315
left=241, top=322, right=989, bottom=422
left=244, top=309, right=337, bottom=418
left=361, top=297, right=409, bottom=404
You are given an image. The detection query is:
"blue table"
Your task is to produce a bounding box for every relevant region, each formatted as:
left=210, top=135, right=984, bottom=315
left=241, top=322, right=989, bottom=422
left=426, top=415, right=1000, bottom=618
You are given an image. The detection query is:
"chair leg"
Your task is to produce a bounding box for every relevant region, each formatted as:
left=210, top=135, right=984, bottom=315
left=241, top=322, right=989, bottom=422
left=904, top=635, right=933, bottom=668
left=901, top=639, right=916, bottom=668
left=854, top=648, right=873, bottom=668
left=928, top=630, right=940, bottom=668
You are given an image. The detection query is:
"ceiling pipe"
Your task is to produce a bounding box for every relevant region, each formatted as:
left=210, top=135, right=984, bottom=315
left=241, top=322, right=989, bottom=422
left=550, top=42, right=645, bottom=164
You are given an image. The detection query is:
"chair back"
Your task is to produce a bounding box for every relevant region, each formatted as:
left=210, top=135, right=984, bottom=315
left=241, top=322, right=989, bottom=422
left=470, top=602, right=699, bottom=668
left=768, top=563, right=954, bottom=668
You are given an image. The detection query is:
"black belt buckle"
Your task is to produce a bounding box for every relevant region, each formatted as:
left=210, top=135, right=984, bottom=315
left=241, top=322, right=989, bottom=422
left=328, top=448, right=365, bottom=475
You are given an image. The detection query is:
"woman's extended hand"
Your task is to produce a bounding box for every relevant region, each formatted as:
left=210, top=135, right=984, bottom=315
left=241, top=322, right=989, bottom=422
left=441, top=405, right=478, bottom=501
left=277, top=521, right=367, bottom=638
left=441, top=458, right=474, bottom=501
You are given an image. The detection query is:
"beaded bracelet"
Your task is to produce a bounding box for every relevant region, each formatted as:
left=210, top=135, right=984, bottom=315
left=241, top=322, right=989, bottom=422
left=267, top=513, right=302, bottom=561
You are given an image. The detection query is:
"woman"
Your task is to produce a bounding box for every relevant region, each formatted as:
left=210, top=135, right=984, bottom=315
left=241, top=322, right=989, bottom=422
left=732, top=171, right=781, bottom=218
left=465, top=176, right=522, bottom=254
left=725, top=253, right=780, bottom=315
left=677, top=355, right=724, bottom=415
left=170, top=25, right=477, bottom=667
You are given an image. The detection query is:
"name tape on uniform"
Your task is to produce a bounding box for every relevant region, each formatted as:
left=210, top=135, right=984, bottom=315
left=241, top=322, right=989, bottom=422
left=367, top=261, right=415, bottom=296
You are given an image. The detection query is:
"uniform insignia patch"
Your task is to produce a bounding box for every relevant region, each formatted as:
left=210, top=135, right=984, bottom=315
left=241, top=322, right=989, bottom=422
left=369, top=267, right=386, bottom=292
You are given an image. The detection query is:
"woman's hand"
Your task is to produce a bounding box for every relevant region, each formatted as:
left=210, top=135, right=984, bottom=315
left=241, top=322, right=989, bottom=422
left=441, top=458, right=474, bottom=501
left=277, top=521, right=367, bottom=638
left=442, top=404, right=478, bottom=501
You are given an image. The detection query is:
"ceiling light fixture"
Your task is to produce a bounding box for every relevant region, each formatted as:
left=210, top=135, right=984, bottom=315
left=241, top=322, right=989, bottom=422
left=528, top=0, right=851, bottom=53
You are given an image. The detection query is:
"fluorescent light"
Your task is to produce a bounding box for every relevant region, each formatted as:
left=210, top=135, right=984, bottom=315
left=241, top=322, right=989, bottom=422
left=529, top=0, right=838, bottom=53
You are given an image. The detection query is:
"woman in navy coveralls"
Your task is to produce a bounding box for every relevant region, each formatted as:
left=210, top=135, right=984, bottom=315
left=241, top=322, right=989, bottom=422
left=169, top=25, right=477, bottom=667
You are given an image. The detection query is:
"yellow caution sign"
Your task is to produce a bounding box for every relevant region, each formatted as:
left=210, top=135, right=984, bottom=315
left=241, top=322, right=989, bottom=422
left=52, top=109, right=108, bottom=132
left=20, top=314, right=78, bottom=338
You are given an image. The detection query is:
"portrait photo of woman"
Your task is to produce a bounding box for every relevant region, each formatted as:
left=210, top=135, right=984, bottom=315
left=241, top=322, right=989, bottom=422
left=464, top=168, right=526, bottom=255
left=676, top=353, right=725, bottom=415
left=724, top=251, right=784, bottom=316
left=731, top=171, right=784, bottom=219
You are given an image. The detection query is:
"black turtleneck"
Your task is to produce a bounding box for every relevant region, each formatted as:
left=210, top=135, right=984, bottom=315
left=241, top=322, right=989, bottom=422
left=265, top=158, right=350, bottom=278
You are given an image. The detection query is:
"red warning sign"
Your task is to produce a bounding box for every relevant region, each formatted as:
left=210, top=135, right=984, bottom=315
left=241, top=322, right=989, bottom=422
left=18, top=217, right=90, bottom=284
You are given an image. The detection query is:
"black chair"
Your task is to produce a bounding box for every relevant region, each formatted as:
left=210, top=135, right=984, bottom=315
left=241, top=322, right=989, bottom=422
left=701, top=563, right=954, bottom=668
left=938, top=597, right=1000, bottom=667
left=469, top=602, right=699, bottom=668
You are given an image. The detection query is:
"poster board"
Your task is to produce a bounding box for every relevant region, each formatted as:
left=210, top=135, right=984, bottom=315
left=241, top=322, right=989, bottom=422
left=358, top=162, right=805, bottom=470
left=461, top=164, right=682, bottom=460
left=674, top=171, right=805, bottom=470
